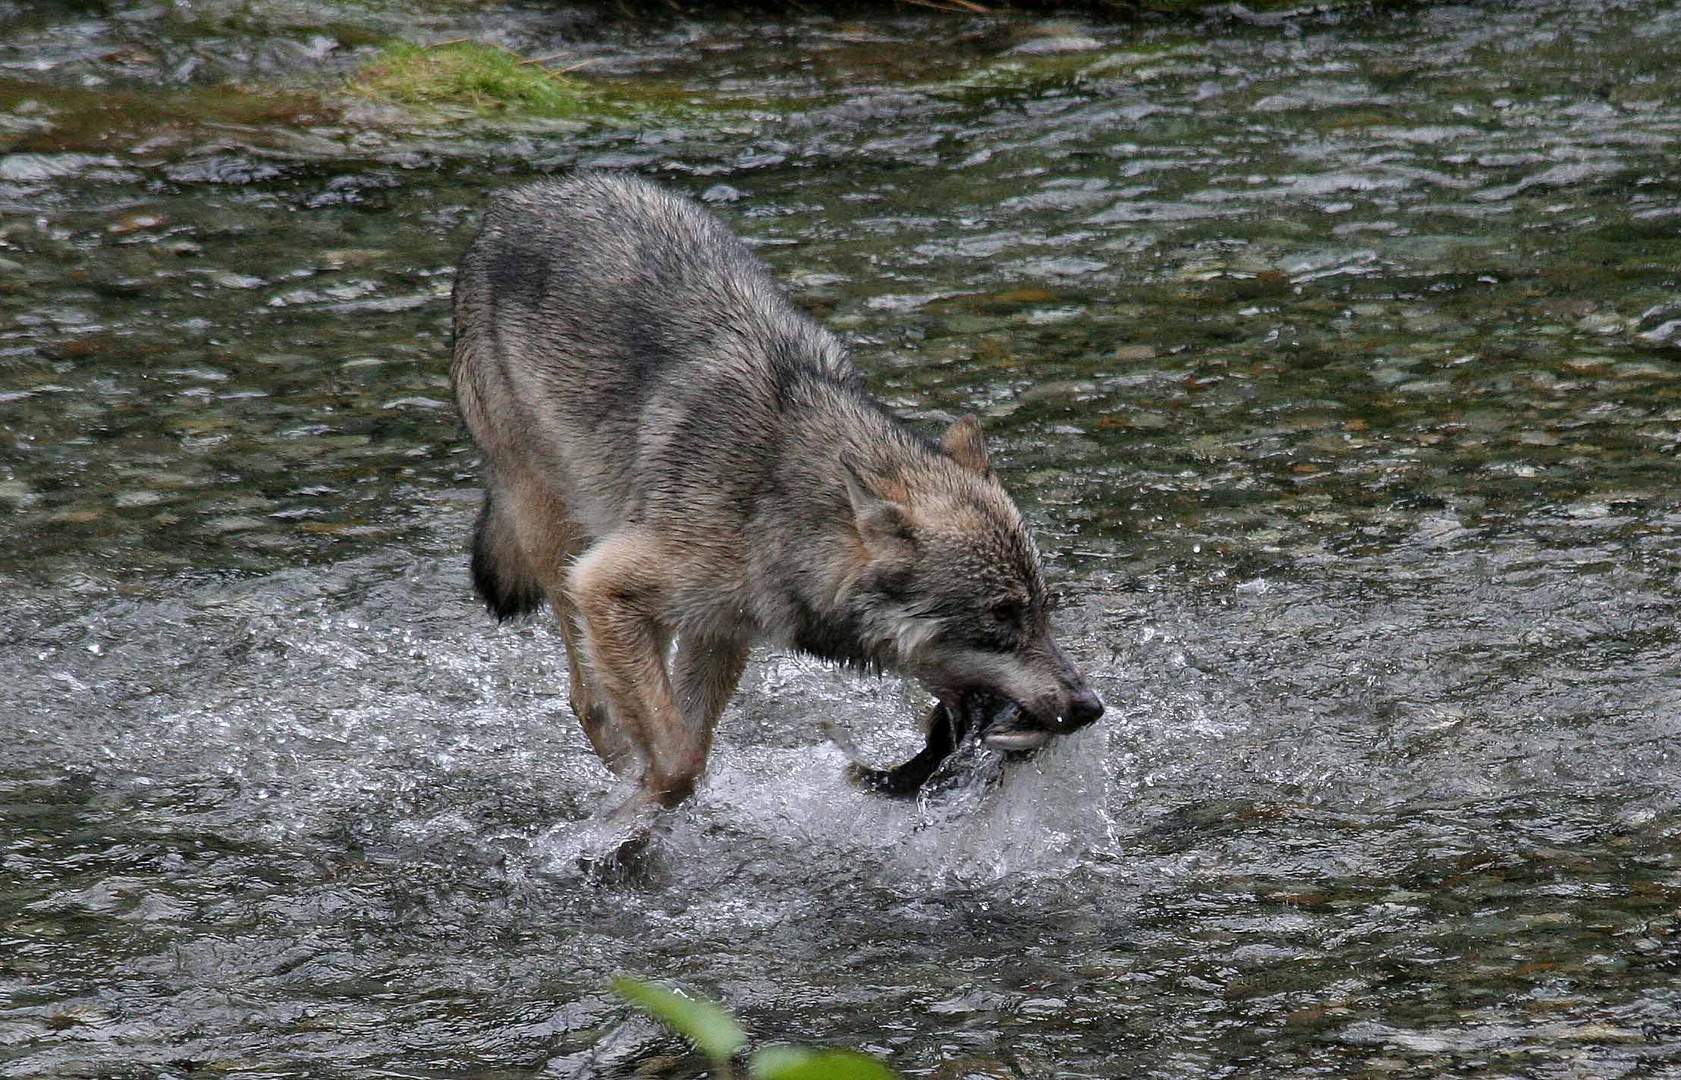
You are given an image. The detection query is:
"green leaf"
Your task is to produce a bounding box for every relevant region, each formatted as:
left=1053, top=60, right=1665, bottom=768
left=612, top=977, right=747, bottom=1063
left=750, top=1046, right=899, bottom=1080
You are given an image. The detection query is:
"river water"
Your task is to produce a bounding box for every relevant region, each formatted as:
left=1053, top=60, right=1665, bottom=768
left=3, top=1, right=1679, bottom=1076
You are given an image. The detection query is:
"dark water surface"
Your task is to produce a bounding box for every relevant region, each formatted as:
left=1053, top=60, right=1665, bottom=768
left=3, top=1, right=1680, bottom=1076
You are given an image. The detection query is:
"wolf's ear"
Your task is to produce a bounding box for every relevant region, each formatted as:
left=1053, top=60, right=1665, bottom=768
left=940, top=414, right=990, bottom=475
left=842, top=457, right=914, bottom=555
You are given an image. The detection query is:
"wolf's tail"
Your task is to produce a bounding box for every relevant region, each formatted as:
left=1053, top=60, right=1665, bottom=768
left=470, top=491, right=545, bottom=621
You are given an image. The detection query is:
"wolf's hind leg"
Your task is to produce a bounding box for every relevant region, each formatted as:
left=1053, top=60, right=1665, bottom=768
left=499, top=472, right=638, bottom=775
left=567, top=532, right=702, bottom=808
left=551, top=589, right=639, bottom=776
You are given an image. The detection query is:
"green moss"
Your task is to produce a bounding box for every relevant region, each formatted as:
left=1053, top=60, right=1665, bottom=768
left=344, top=40, right=787, bottom=128
left=349, top=42, right=595, bottom=118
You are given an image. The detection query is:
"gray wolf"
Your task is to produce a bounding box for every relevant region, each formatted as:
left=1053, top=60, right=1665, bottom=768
left=451, top=172, right=1102, bottom=813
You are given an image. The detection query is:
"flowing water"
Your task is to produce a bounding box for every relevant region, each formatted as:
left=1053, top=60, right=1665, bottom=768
left=3, top=0, right=1680, bottom=1075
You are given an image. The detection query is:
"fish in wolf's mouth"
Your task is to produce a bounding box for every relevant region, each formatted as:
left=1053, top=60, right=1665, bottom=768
left=848, top=691, right=1052, bottom=797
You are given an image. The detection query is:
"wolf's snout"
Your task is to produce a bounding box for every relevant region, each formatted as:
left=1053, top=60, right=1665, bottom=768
left=1066, top=687, right=1104, bottom=729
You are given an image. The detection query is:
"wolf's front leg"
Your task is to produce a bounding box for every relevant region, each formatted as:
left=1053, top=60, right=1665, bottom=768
left=568, top=532, right=705, bottom=808
left=672, top=632, right=750, bottom=765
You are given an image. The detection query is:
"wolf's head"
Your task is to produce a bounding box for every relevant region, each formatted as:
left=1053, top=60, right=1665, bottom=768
left=844, top=415, right=1104, bottom=748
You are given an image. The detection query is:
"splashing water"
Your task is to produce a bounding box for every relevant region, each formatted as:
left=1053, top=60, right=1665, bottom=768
left=4, top=0, right=1681, bottom=1075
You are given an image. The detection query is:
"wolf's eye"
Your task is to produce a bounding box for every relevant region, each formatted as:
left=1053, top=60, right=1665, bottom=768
left=988, top=598, right=1026, bottom=627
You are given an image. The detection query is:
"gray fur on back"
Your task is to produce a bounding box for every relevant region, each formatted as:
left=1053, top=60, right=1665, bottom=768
left=456, top=174, right=853, bottom=518
left=453, top=172, right=954, bottom=658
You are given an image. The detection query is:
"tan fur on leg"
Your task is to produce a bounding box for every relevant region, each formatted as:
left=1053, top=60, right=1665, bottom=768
left=501, top=469, right=638, bottom=774
left=552, top=597, right=638, bottom=774
left=568, top=532, right=704, bottom=807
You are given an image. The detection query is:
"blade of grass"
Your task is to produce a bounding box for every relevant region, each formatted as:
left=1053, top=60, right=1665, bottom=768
left=612, top=977, right=747, bottom=1065
left=751, top=1047, right=900, bottom=1080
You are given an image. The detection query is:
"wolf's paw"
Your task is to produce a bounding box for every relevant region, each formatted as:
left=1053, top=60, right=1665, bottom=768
left=530, top=794, right=664, bottom=882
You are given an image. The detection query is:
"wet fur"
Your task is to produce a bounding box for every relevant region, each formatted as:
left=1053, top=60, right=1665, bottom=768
left=451, top=172, right=1100, bottom=811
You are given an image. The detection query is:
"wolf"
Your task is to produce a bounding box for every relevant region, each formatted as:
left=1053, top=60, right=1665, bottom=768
left=451, top=172, right=1102, bottom=812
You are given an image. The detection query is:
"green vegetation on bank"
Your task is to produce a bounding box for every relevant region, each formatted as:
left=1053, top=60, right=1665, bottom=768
left=613, top=978, right=899, bottom=1079
left=348, top=42, right=596, bottom=117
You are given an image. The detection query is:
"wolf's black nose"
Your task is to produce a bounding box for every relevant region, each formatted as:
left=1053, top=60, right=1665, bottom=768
left=1067, top=688, right=1104, bottom=727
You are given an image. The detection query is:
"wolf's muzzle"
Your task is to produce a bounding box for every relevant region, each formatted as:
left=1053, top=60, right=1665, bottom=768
left=978, top=685, right=1103, bottom=751
left=1066, top=687, right=1104, bottom=729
